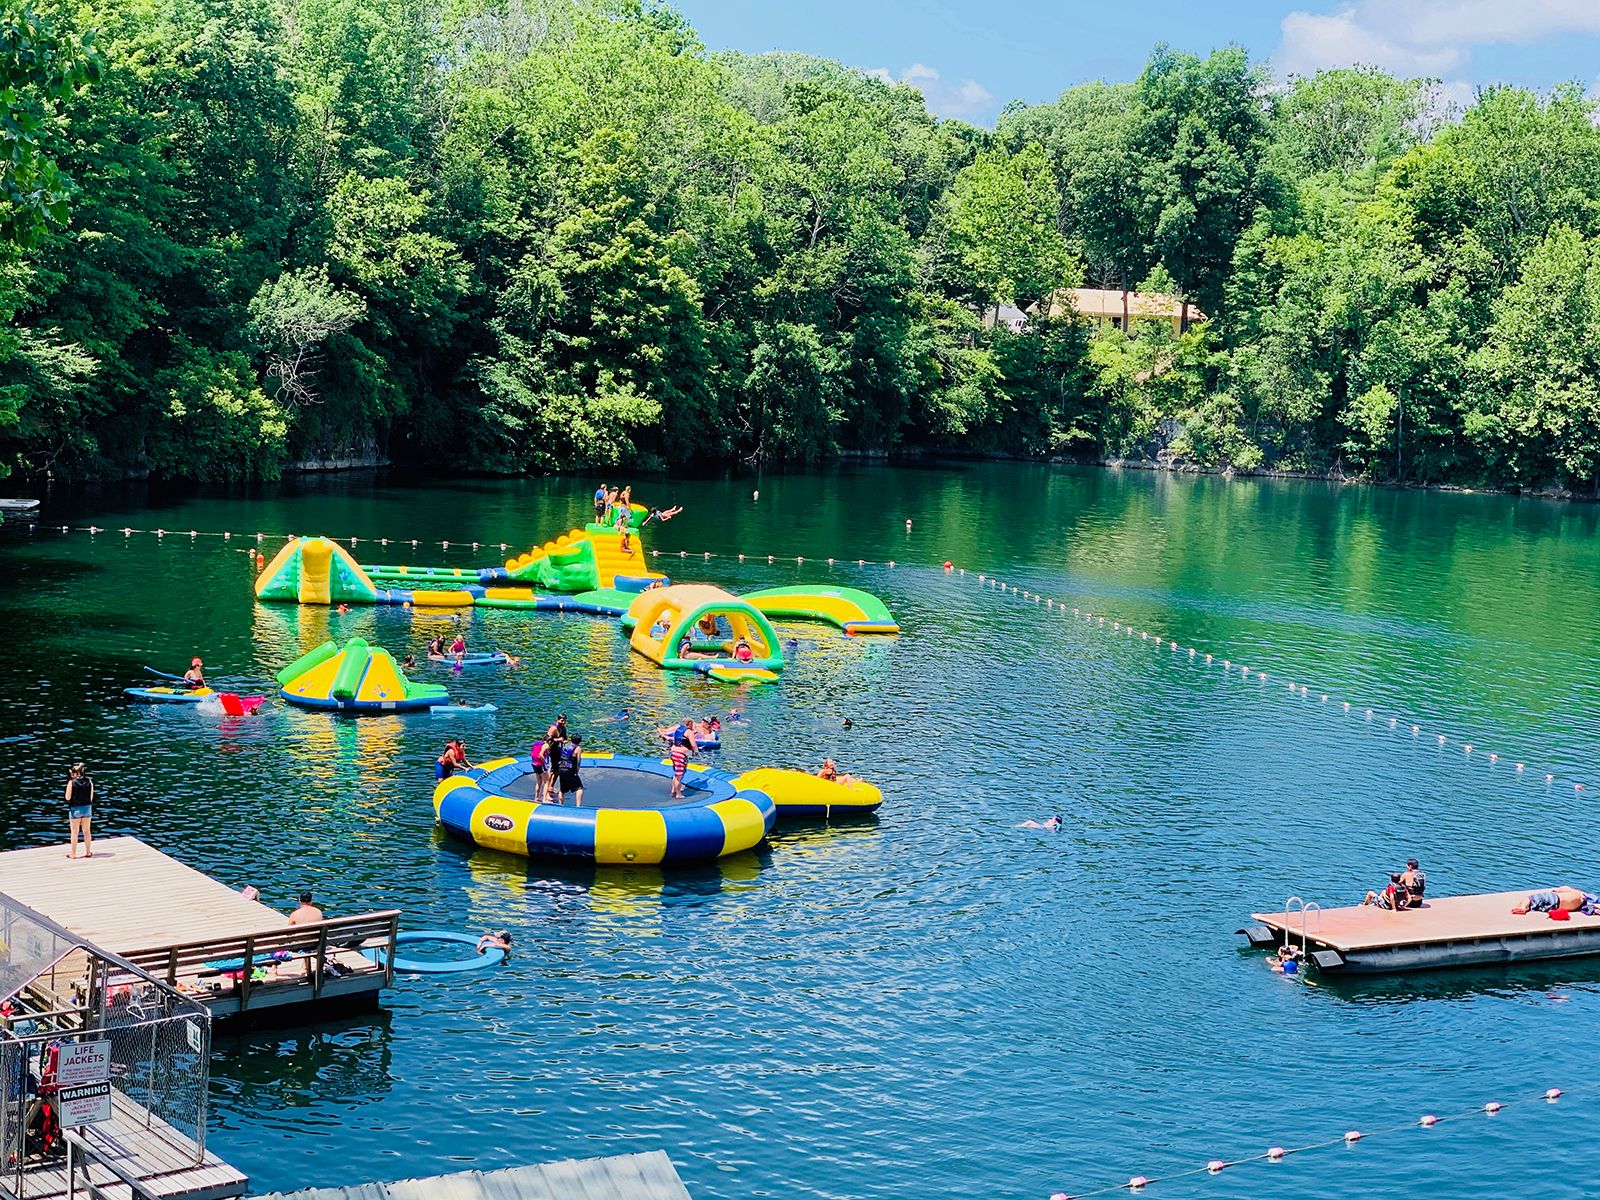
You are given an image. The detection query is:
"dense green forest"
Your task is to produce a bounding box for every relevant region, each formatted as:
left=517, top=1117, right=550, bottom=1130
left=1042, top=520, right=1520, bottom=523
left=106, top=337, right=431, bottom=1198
left=5, top=0, right=1600, bottom=491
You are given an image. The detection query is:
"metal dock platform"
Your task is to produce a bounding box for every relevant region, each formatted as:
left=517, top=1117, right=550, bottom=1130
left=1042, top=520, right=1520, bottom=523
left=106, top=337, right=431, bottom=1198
left=1243, top=889, right=1600, bottom=972
left=0, top=837, right=398, bottom=1021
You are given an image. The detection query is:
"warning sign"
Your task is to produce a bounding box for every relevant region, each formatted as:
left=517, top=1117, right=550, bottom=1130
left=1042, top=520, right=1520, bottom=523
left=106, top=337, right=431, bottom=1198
left=56, top=1040, right=110, bottom=1087
left=57, top=1081, right=111, bottom=1126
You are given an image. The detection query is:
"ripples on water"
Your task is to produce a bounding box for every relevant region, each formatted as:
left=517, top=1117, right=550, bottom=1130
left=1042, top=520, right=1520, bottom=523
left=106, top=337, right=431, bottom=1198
left=2, top=466, right=1599, bottom=1199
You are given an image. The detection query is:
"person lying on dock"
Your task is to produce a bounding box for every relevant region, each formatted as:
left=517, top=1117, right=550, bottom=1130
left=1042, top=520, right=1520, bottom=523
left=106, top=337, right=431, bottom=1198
left=1017, top=816, right=1062, bottom=831
left=477, top=930, right=513, bottom=956
left=1511, top=887, right=1599, bottom=916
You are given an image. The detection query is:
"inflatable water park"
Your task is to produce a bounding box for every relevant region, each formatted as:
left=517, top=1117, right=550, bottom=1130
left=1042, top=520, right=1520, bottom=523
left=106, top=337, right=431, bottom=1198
left=434, top=754, right=882, bottom=864
left=254, top=516, right=898, bottom=685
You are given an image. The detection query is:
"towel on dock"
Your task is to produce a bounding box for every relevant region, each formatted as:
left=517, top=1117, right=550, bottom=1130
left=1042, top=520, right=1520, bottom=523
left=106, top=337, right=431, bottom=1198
left=202, top=949, right=300, bottom=973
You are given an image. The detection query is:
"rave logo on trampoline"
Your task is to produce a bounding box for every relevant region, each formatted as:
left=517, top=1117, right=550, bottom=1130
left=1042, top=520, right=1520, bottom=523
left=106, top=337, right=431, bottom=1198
left=483, top=814, right=514, bottom=832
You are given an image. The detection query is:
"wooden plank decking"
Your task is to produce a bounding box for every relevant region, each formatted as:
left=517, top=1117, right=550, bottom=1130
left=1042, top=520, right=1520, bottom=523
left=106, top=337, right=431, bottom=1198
left=13, top=1092, right=248, bottom=1200
left=0, top=837, right=396, bottom=1019
left=1248, top=888, right=1600, bottom=972
left=1252, top=890, right=1600, bottom=951
left=252, top=1150, right=694, bottom=1199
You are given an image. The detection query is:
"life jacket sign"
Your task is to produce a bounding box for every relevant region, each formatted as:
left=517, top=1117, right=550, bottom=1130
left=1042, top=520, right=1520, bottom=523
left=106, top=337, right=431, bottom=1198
left=56, top=1040, right=109, bottom=1087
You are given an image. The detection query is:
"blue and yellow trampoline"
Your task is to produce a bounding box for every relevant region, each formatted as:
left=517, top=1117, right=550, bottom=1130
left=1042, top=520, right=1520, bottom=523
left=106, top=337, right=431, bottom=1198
left=433, top=752, right=776, bottom=864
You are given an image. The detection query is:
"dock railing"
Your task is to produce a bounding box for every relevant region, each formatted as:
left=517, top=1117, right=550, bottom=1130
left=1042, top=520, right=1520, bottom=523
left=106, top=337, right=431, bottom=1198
left=118, top=911, right=400, bottom=1015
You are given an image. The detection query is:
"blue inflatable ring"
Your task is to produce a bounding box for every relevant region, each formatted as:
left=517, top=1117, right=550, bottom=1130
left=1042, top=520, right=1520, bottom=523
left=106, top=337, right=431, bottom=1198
left=378, top=930, right=507, bottom=974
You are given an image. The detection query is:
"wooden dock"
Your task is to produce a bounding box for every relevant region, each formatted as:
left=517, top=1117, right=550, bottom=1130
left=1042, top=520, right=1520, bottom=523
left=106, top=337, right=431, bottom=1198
left=1244, top=889, right=1600, bottom=973
left=0, top=837, right=398, bottom=1020
left=12, top=1092, right=248, bottom=1200
left=253, top=1150, right=694, bottom=1199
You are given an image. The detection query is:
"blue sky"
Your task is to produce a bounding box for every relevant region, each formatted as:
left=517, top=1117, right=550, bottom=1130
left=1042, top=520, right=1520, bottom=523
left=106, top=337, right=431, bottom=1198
left=677, top=1, right=1600, bottom=124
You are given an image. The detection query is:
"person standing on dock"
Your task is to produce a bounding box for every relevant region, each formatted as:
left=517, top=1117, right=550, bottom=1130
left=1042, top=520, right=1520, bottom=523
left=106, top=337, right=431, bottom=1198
left=64, top=763, right=94, bottom=859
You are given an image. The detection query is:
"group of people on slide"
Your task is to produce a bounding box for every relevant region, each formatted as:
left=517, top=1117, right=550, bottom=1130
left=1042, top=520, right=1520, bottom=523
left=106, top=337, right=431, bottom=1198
left=592, top=482, right=683, bottom=551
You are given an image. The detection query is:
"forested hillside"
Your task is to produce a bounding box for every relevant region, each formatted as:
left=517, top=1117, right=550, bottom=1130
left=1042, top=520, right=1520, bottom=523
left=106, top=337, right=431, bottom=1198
left=6, top=0, right=1600, bottom=491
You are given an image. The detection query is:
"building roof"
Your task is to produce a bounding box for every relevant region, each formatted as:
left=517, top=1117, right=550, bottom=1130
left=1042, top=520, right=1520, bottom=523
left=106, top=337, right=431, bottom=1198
left=1036, top=288, right=1205, bottom=322
left=252, top=1152, right=694, bottom=1200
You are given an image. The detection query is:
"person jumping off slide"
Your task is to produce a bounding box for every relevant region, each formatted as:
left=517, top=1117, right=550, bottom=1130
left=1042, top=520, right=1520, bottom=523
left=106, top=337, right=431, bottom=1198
left=642, top=505, right=683, bottom=526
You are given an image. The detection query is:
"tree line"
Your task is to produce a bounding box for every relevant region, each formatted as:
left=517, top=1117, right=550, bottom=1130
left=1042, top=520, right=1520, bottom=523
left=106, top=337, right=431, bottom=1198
left=5, top=0, right=1600, bottom=492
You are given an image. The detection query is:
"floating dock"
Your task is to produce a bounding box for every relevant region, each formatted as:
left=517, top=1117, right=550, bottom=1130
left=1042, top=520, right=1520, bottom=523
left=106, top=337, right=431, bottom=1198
left=253, top=1150, right=694, bottom=1199
left=1243, top=890, right=1600, bottom=973
left=0, top=837, right=398, bottom=1020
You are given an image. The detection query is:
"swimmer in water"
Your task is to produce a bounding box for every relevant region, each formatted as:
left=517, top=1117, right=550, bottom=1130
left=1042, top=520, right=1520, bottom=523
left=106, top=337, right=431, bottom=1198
left=400, top=654, right=416, bottom=670
left=477, top=930, right=512, bottom=956
left=1017, top=816, right=1063, bottom=831
left=1267, top=944, right=1302, bottom=975
left=841, top=717, right=854, bottom=730
left=337, top=603, right=350, bottom=615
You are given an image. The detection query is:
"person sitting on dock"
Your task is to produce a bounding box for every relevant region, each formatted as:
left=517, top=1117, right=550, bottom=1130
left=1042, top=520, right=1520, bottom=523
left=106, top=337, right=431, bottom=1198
left=1511, top=887, right=1597, bottom=915
left=288, top=892, right=324, bottom=925
left=1362, top=873, right=1412, bottom=911
left=183, top=657, right=205, bottom=688
left=477, top=930, right=512, bottom=956
left=1400, top=859, right=1426, bottom=905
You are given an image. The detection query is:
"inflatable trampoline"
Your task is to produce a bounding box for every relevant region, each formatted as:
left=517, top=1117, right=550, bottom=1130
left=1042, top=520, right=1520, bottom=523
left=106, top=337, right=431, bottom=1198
left=730, top=768, right=883, bottom=818
left=434, top=752, right=776, bottom=864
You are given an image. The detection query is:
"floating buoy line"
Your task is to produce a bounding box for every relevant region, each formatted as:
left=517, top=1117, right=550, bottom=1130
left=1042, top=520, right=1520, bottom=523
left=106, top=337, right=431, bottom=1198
left=29, top=525, right=1588, bottom=791
left=1043, top=1084, right=1570, bottom=1198
left=950, top=565, right=1592, bottom=799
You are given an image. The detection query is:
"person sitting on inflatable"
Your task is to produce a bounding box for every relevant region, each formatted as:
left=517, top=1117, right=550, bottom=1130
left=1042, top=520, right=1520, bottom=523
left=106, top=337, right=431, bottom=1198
left=733, top=639, right=754, bottom=663
left=183, top=657, right=205, bottom=688
left=427, top=635, right=445, bottom=658
left=816, top=757, right=856, bottom=785
left=449, top=633, right=467, bottom=658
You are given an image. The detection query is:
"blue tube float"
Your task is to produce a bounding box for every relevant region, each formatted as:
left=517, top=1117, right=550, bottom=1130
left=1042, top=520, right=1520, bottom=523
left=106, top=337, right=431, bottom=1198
left=372, top=931, right=508, bottom=974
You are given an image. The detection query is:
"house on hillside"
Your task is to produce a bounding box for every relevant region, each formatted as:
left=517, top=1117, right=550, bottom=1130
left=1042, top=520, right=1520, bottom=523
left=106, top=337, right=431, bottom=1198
left=982, top=302, right=1030, bottom=334
left=1031, top=288, right=1204, bottom=334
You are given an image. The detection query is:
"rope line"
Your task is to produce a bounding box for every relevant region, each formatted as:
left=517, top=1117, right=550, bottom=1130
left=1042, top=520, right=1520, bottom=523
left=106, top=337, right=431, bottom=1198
left=27, top=526, right=1588, bottom=790
left=1045, top=1085, right=1568, bottom=1198
left=951, top=567, right=1592, bottom=798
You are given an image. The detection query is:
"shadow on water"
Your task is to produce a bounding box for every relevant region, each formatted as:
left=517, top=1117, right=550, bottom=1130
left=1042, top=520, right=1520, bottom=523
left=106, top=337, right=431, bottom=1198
left=210, top=1008, right=396, bottom=1110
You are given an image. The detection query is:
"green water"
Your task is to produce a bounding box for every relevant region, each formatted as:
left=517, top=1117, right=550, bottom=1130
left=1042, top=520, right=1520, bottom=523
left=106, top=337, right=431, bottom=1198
left=3, top=464, right=1599, bottom=1199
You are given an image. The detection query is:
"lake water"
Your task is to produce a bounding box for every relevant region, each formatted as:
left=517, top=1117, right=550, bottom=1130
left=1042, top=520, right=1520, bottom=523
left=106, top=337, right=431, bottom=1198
left=3, top=464, right=1599, bottom=1199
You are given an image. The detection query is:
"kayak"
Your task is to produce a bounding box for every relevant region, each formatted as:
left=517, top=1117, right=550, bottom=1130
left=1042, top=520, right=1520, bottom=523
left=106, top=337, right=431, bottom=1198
left=430, top=703, right=499, bottom=717
left=427, top=652, right=510, bottom=666
left=126, top=686, right=215, bottom=704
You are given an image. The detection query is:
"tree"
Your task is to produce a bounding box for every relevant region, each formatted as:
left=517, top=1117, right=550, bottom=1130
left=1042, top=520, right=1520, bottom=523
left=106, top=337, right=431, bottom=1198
left=248, top=267, right=367, bottom=406
left=943, top=142, right=1078, bottom=309
left=0, top=0, right=100, bottom=246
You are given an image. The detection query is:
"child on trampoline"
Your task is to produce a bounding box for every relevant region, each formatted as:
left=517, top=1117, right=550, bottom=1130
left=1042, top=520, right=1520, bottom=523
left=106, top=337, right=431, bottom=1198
left=669, top=737, right=691, bottom=798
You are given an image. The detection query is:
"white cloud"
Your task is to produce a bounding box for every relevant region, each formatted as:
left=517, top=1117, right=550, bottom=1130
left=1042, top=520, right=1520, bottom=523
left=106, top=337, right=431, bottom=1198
left=867, top=62, right=995, bottom=121
left=1274, top=1, right=1600, bottom=81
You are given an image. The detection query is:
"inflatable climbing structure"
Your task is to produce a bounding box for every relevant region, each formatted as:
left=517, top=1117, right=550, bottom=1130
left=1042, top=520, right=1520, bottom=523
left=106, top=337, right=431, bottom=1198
left=277, top=638, right=449, bottom=713
left=255, top=519, right=669, bottom=614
